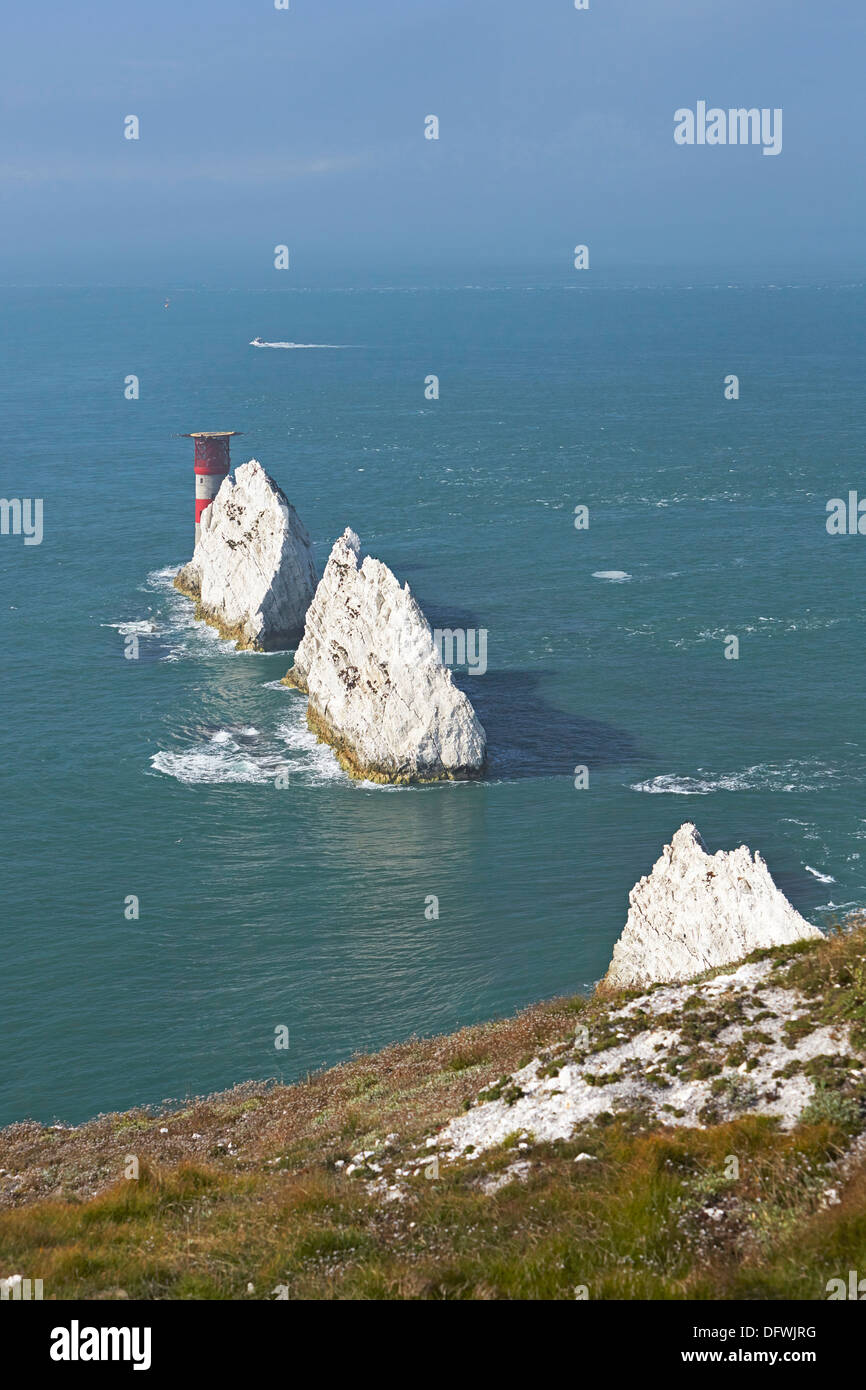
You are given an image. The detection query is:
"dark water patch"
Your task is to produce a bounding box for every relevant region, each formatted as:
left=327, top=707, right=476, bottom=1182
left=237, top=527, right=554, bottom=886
left=460, top=669, right=641, bottom=780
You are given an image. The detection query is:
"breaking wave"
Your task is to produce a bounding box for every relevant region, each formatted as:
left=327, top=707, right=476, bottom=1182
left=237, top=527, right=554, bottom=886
left=151, top=726, right=277, bottom=784
left=102, top=619, right=158, bottom=636
left=804, top=865, right=836, bottom=884
left=630, top=761, right=845, bottom=795
left=150, top=707, right=345, bottom=787
left=140, top=566, right=248, bottom=662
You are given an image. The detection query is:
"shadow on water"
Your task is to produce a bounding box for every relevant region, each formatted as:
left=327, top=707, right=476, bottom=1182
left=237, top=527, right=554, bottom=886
left=457, top=669, right=641, bottom=781
left=416, top=597, right=484, bottom=632
left=407, top=596, right=641, bottom=782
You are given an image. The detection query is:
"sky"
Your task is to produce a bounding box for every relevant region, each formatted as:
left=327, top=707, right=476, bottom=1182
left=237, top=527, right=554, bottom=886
left=1, top=0, right=864, bottom=284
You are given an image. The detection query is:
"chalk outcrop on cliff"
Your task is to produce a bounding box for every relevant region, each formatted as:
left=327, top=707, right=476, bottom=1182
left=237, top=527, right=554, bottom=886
left=174, top=459, right=317, bottom=650
left=283, top=528, right=487, bottom=782
left=602, top=823, right=822, bottom=989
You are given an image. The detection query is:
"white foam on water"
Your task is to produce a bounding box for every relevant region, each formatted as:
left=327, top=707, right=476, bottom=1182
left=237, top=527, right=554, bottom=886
left=102, top=619, right=158, bottom=636
left=151, top=723, right=288, bottom=785
left=153, top=725, right=269, bottom=782
left=631, top=761, right=844, bottom=796
left=150, top=746, right=274, bottom=785
left=151, top=703, right=347, bottom=788
left=146, top=566, right=183, bottom=587
left=684, top=615, right=847, bottom=649
left=804, top=865, right=836, bottom=884
left=630, top=773, right=717, bottom=795
left=592, top=570, right=632, bottom=582
left=249, top=340, right=353, bottom=349
left=275, top=712, right=347, bottom=785
left=142, top=565, right=252, bottom=662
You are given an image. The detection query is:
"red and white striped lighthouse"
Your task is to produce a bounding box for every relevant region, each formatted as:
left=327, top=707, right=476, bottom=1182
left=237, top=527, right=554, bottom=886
left=182, top=431, right=241, bottom=543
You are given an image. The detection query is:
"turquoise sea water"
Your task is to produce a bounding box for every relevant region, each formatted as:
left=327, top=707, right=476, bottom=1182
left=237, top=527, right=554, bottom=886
left=2, top=279, right=865, bottom=1126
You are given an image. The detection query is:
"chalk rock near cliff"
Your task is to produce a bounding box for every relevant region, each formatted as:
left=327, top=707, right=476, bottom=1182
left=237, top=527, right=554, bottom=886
left=284, top=528, right=487, bottom=782
left=174, top=459, right=317, bottom=650
left=603, top=823, right=821, bottom=989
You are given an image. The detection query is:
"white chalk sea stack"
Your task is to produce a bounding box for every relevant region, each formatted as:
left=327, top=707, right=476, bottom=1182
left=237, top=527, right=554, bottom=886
left=603, top=822, right=822, bottom=989
left=174, top=459, right=317, bottom=650
left=283, top=528, right=487, bottom=783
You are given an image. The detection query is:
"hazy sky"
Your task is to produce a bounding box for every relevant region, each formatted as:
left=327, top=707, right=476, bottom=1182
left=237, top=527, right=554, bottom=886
left=1, top=0, right=863, bottom=283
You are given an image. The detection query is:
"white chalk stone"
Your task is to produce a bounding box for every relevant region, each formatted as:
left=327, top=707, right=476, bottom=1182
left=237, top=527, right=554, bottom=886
left=284, top=528, right=487, bottom=782
left=603, top=823, right=822, bottom=989
left=175, top=459, right=316, bottom=650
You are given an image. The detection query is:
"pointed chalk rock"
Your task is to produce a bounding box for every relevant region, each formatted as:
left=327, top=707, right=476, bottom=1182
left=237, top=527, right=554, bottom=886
left=284, top=528, right=487, bottom=782
left=174, top=459, right=317, bottom=650
left=603, top=823, right=821, bottom=988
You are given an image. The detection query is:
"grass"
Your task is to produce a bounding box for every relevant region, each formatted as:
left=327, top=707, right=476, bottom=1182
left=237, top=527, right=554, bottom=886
left=2, top=1113, right=862, bottom=1301
left=5, top=923, right=866, bottom=1300
left=772, top=919, right=866, bottom=1048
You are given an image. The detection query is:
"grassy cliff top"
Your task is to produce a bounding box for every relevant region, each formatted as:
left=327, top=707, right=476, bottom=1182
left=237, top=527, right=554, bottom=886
left=3, top=920, right=866, bottom=1300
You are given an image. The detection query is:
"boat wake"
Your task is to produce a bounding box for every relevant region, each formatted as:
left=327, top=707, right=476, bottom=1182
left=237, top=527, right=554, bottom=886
left=249, top=340, right=353, bottom=349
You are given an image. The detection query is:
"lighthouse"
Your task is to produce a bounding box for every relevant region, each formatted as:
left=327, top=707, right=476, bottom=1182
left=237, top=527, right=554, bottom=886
left=182, top=431, right=241, bottom=544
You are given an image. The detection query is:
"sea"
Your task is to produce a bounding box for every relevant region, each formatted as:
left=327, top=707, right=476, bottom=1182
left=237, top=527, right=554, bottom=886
left=2, top=276, right=864, bottom=1126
